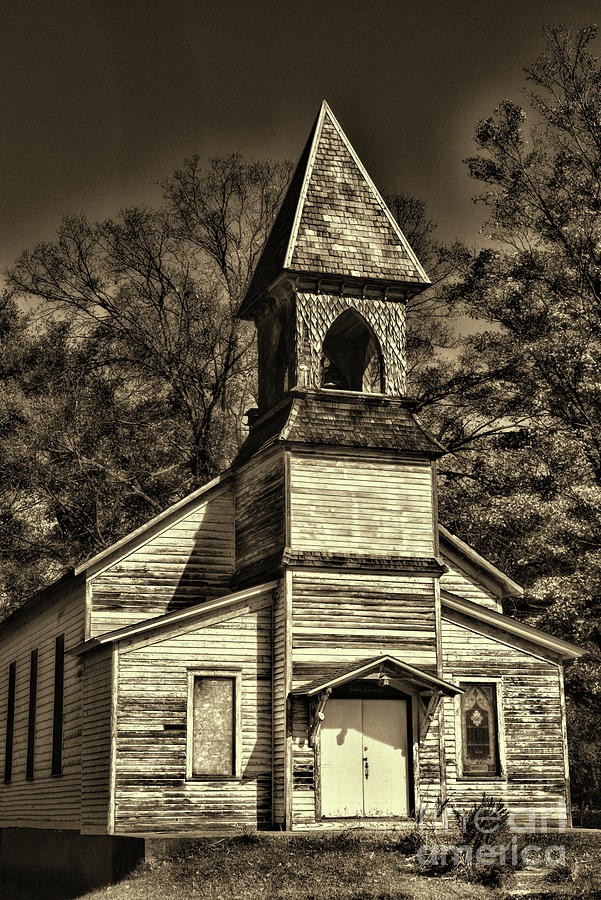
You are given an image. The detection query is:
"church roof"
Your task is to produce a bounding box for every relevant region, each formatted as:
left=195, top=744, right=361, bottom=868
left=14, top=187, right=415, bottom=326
left=234, top=390, right=446, bottom=464
left=238, top=101, right=430, bottom=317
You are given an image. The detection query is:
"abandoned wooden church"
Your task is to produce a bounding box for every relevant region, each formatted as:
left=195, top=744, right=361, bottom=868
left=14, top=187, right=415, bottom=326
left=0, top=101, right=585, bottom=886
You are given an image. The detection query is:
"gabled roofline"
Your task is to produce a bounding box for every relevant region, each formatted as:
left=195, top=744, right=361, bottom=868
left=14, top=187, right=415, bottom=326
left=439, top=524, right=523, bottom=599
left=74, top=469, right=233, bottom=579
left=291, top=654, right=462, bottom=697
left=282, top=102, right=325, bottom=271
left=72, top=580, right=278, bottom=655
left=441, top=590, right=585, bottom=659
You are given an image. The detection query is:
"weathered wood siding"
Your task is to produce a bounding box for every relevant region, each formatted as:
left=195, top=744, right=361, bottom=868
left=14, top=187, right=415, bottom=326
left=0, top=581, right=85, bottom=829
left=81, top=649, right=113, bottom=834
left=290, top=696, right=315, bottom=826
left=440, top=616, right=568, bottom=827
left=90, top=485, right=235, bottom=638
left=113, top=594, right=273, bottom=834
left=271, top=577, right=288, bottom=827
left=440, top=558, right=502, bottom=611
left=291, top=572, right=437, bottom=685
left=289, top=453, right=434, bottom=556
left=235, top=450, right=285, bottom=577
left=289, top=571, right=437, bottom=826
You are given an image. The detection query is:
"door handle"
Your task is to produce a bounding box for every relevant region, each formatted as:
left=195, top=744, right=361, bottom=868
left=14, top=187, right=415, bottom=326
left=363, top=756, right=369, bottom=779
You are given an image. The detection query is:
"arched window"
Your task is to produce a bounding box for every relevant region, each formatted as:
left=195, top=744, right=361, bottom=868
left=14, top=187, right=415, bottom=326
left=460, top=683, right=500, bottom=776
left=321, top=309, right=383, bottom=393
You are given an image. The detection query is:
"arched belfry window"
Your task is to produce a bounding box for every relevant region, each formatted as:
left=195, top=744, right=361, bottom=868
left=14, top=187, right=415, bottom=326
left=460, top=683, right=500, bottom=777
left=321, top=309, right=383, bottom=393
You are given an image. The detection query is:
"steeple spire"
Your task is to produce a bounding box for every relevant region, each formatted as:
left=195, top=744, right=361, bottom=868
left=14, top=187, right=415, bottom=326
left=238, top=101, right=429, bottom=318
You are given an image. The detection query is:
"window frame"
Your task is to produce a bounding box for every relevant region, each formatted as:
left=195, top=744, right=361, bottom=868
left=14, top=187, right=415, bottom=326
left=454, top=677, right=506, bottom=780
left=186, top=669, right=242, bottom=781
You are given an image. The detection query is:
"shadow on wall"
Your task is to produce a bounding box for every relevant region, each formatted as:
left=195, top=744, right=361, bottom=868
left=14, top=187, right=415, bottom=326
left=160, top=492, right=235, bottom=614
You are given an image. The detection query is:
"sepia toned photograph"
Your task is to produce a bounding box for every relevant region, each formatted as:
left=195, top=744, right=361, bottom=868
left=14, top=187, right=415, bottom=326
left=1, top=1, right=600, bottom=897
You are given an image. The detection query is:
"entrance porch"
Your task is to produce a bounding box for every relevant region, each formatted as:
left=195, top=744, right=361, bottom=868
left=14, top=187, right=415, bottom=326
left=287, top=655, right=462, bottom=830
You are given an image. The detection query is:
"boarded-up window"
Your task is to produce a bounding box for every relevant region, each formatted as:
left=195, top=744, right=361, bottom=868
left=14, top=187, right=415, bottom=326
left=192, top=676, right=235, bottom=776
left=52, top=635, right=65, bottom=776
left=4, top=661, right=16, bottom=783
left=460, top=683, right=499, bottom=776
left=26, top=649, right=38, bottom=780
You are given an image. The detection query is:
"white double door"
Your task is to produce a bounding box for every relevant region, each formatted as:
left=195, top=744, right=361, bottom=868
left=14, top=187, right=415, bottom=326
left=320, top=698, right=410, bottom=818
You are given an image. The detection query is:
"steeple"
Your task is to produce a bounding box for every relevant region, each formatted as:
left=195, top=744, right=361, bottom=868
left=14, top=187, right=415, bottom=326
left=239, top=101, right=429, bottom=317
left=237, top=102, right=438, bottom=453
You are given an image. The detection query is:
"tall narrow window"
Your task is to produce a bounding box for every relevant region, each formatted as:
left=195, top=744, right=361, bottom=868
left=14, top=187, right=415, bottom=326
left=26, top=649, right=38, bottom=780
left=460, top=683, right=500, bottom=776
left=52, top=635, right=65, bottom=775
left=4, top=662, right=16, bottom=783
left=187, top=673, right=240, bottom=778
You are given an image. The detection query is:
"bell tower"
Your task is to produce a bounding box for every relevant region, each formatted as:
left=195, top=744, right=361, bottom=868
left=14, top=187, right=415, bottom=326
left=232, top=100, right=444, bottom=593
left=237, top=101, right=430, bottom=415
left=233, top=105, right=446, bottom=829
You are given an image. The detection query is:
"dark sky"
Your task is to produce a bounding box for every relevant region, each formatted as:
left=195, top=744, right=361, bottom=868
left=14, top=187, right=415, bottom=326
left=2, top=0, right=600, bottom=272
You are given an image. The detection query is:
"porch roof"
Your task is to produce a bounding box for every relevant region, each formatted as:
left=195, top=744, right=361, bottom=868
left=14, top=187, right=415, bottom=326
left=290, top=655, right=462, bottom=697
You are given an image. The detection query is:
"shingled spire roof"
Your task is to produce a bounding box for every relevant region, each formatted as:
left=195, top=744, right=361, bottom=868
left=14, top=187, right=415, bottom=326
left=238, top=101, right=430, bottom=317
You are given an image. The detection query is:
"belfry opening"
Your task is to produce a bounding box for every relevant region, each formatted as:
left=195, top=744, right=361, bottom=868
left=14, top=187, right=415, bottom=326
left=321, top=308, right=384, bottom=393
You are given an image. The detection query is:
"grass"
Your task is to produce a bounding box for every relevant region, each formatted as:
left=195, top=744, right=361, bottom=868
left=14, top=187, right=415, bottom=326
left=1, top=830, right=600, bottom=900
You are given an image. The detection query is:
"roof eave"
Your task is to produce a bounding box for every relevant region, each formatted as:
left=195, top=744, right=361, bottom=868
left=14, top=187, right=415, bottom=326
left=439, top=525, right=524, bottom=599
left=291, top=654, right=463, bottom=697
left=71, top=580, right=279, bottom=655
left=74, top=470, right=233, bottom=579
left=441, top=590, right=586, bottom=660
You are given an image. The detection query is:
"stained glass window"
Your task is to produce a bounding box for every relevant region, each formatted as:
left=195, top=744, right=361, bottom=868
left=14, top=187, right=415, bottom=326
left=191, top=676, right=235, bottom=776
left=460, top=683, right=500, bottom=776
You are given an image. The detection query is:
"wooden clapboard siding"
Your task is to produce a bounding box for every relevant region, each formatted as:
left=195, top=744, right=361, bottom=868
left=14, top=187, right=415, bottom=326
left=113, top=595, right=273, bottom=834
left=272, top=577, right=288, bottom=827
left=440, top=617, right=568, bottom=826
left=90, top=486, right=235, bottom=638
left=81, top=649, right=112, bottom=833
left=291, top=572, right=437, bottom=686
left=440, top=558, right=502, bottom=611
left=0, top=581, right=85, bottom=829
left=415, top=715, right=443, bottom=816
left=290, top=696, right=315, bottom=826
left=235, top=449, right=285, bottom=575
left=289, top=452, right=434, bottom=556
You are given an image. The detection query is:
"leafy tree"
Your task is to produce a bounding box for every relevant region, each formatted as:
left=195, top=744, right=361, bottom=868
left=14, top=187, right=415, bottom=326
left=1, top=156, right=291, bottom=612
left=426, top=24, right=601, bottom=813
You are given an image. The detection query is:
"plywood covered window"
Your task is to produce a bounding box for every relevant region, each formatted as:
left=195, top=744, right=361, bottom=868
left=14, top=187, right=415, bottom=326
left=26, top=649, right=38, bottom=780
left=4, top=661, right=16, bottom=784
left=459, top=683, right=500, bottom=777
left=51, top=634, right=65, bottom=776
left=187, top=671, right=241, bottom=779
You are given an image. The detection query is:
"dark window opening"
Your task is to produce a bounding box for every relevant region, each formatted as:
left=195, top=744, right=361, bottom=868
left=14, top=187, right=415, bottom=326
left=52, top=635, right=65, bottom=775
left=191, top=676, right=235, bottom=776
left=4, top=661, right=16, bottom=783
left=26, top=650, right=38, bottom=780
left=276, top=329, right=290, bottom=394
left=460, top=683, right=500, bottom=777
left=321, top=309, right=383, bottom=393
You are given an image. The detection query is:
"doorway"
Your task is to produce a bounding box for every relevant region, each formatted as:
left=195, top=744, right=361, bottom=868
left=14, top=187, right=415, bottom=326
left=320, top=698, right=410, bottom=818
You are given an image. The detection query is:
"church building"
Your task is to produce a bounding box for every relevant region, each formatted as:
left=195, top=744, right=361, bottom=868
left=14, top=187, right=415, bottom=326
left=0, top=101, right=584, bottom=888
